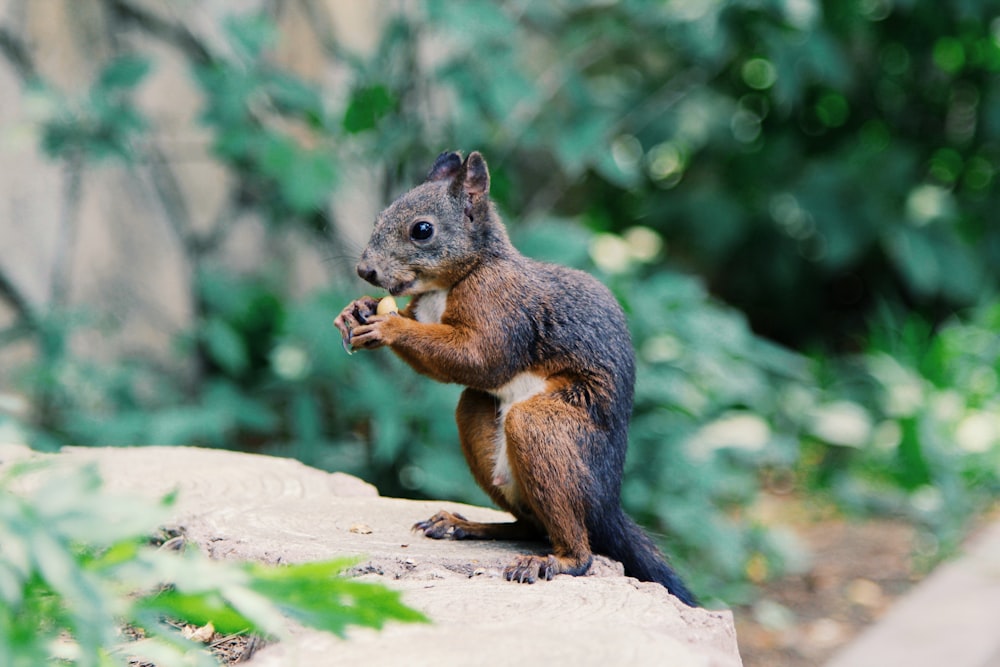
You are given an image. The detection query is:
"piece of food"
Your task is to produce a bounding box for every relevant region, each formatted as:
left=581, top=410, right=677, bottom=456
left=376, top=295, right=399, bottom=315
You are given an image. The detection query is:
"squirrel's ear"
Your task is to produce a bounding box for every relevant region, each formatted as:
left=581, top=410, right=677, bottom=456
left=426, top=151, right=463, bottom=182
left=462, top=151, right=490, bottom=197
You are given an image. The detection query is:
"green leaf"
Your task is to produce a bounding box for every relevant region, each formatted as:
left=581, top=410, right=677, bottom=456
left=343, top=85, right=395, bottom=134
left=554, top=113, right=610, bottom=176
left=290, top=391, right=321, bottom=443
left=514, top=218, right=593, bottom=267
left=147, top=405, right=229, bottom=446
left=136, top=588, right=259, bottom=635
left=258, top=132, right=298, bottom=177
left=246, top=559, right=429, bottom=636
left=211, top=386, right=278, bottom=433
left=265, top=72, right=325, bottom=123
left=370, top=401, right=406, bottom=464
left=203, top=317, right=249, bottom=376
left=885, top=227, right=940, bottom=298
left=97, top=56, right=151, bottom=91
left=224, top=15, right=275, bottom=59
left=0, top=559, right=23, bottom=607
left=280, top=149, right=337, bottom=213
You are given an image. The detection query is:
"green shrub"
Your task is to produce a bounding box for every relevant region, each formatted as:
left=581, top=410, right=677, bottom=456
left=801, top=303, right=1000, bottom=555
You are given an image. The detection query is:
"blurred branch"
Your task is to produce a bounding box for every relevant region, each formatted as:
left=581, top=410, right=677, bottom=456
left=297, top=0, right=351, bottom=61
left=616, top=68, right=712, bottom=137
left=50, top=152, right=84, bottom=308
left=136, top=141, right=195, bottom=251
left=521, top=175, right=571, bottom=222
left=0, top=24, right=37, bottom=81
left=0, top=268, right=35, bottom=328
left=106, top=0, right=212, bottom=65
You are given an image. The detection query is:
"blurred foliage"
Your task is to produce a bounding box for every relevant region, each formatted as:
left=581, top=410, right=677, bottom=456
left=2, top=0, right=1000, bottom=605
left=36, top=56, right=150, bottom=161
left=410, top=0, right=1000, bottom=347
left=193, top=16, right=337, bottom=222
left=801, top=303, right=1000, bottom=556
left=0, top=462, right=425, bottom=667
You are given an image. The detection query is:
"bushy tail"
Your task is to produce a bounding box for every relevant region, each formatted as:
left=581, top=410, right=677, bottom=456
left=592, top=511, right=698, bottom=607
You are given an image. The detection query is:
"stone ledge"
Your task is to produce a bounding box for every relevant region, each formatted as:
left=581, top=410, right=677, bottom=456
left=0, top=444, right=743, bottom=667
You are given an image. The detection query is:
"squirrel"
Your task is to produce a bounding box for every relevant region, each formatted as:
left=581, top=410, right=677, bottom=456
left=334, top=150, right=697, bottom=607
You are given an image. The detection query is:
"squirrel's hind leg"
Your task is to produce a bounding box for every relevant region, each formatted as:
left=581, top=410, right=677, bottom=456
left=501, top=395, right=596, bottom=582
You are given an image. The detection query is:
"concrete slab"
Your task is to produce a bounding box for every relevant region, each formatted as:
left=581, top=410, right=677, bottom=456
left=0, top=444, right=743, bottom=667
left=825, top=520, right=1000, bottom=667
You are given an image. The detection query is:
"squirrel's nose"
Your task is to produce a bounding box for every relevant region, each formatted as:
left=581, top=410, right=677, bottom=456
left=357, top=263, right=378, bottom=285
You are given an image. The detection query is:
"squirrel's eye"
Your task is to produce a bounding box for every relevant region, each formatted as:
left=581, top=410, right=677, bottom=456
left=410, top=220, right=435, bottom=242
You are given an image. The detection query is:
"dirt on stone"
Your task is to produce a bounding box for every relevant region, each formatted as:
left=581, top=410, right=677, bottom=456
left=124, top=623, right=264, bottom=666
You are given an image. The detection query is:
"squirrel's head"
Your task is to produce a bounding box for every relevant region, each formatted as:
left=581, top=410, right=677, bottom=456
left=356, top=150, right=501, bottom=296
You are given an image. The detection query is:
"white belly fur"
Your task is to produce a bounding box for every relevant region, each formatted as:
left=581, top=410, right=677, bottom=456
left=413, top=289, right=449, bottom=324
left=490, top=372, right=548, bottom=505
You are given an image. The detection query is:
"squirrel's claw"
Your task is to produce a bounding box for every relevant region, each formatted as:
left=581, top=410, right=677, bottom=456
left=504, top=555, right=558, bottom=584
left=413, top=511, right=470, bottom=539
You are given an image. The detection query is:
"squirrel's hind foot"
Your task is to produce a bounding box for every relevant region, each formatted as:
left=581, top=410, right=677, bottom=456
left=413, top=510, right=475, bottom=539
left=504, top=553, right=593, bottom=584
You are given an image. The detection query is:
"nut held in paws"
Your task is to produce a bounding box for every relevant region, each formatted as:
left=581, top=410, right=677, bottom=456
left=377, top=296, right=399, bottom=315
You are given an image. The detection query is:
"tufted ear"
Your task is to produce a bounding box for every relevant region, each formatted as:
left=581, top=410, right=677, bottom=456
left=462, top=151, right=489, bottom=197
left=426, top=151, right=463, bottom=182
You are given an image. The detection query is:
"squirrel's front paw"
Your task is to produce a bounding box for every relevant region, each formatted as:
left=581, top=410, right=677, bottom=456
left=333, top=296, right=382, bottom=352
left=349, top=313, right=400, bottom=351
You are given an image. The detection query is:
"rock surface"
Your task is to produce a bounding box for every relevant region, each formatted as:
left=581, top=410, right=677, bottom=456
left=0, top=444, right=743, bottom=667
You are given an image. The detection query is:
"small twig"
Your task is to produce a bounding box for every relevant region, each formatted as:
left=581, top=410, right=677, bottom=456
left=207, top=629, right=250, bottom=649
left=234, top=633, right=264, bottom=662
left=0, top=24, right=37, bottom=81
left=207, top=632, right=240, bottom=649
left=198, top=191, right=242, bottom=257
